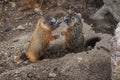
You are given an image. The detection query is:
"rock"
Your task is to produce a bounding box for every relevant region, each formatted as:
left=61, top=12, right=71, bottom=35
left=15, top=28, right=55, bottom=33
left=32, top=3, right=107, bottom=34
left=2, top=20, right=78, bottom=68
left=13, top=55, right=20, bottom=63
left=9, top=2, right=16, bottom=8
left=34, top=8, right=40, bottom=12
left=103, top=0, right=120, bottom=22
left=48, top=72, right=57, bottom=78
left=90, top=5, right=109, bottom=20
left=91, top=0, right=120, bottom=22
left=16, top=25, right=25, bottom=30
left=34, top=8, right=43, bottom=15
left=77, top=57, right=83, bottom=62
left=23, top=60, right=29, bottom=64
left=111, top=22, right=120, bottom=80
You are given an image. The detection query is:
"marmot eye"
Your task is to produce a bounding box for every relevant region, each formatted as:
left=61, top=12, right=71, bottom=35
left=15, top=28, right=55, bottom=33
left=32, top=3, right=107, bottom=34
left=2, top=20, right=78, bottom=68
left=71, top=17, right=75, bottom=20
left=64, top=18, right=69, bottom=24
left=50, top=22, right=55, bottom=26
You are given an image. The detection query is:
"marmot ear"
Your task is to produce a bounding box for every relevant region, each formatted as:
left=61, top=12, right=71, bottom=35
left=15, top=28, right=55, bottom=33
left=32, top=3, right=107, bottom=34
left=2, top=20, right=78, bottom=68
left=77, top=13, right=84, bottom=23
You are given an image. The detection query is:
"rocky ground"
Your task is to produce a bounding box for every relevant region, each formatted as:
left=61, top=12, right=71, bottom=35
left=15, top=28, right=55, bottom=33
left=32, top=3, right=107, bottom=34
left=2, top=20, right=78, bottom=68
left=0, top=0, right=119, bottom=80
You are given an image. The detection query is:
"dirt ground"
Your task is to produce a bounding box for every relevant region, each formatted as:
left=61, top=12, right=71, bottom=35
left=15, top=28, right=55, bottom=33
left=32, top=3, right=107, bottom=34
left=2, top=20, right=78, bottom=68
left=0, top=0, right=118, bottom=80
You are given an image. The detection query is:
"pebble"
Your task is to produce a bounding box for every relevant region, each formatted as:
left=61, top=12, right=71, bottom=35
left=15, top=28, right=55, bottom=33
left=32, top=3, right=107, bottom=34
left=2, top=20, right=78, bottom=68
left=34, top=8, right=43, bottom=15
left=48, top=72, right=57, bottom=78
left=16, top=60, right=22, bottom=64
left=77, top=57, right=83, bottom=62
left=34, top=8, right=40, bottom=12
left=16, top=25, right=25, bottom=30
left=14, top=55, right=20, bottom=62
left=87, top=46, right=92, bottom=50
left=23, top=60, right=29, bottom=64
left=9, top=2, right=16, bottom=8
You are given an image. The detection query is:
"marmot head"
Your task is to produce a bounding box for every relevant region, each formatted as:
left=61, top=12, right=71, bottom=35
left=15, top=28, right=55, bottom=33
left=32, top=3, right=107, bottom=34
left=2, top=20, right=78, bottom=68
left=43, top=16, right=60, bottom=30
left=63, top=13, right=82, bottom=26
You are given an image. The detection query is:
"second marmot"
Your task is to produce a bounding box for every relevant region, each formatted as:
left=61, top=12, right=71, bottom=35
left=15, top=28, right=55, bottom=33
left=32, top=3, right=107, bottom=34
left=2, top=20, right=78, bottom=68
left=62, top=13, right=84, bottom=52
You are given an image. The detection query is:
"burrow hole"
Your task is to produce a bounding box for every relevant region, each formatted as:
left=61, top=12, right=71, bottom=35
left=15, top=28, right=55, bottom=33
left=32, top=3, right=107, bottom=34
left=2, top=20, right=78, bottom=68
left=85, top=37, right=101, bottom=50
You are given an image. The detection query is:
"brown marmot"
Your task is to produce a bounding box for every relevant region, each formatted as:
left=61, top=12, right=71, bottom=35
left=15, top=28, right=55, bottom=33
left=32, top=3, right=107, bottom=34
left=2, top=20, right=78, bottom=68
left=26, top=16, right=59, bottom=62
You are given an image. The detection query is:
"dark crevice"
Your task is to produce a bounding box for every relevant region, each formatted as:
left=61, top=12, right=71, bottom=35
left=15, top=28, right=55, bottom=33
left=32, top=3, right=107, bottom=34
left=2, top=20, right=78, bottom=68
left=85, top=37, right=101, bottom=50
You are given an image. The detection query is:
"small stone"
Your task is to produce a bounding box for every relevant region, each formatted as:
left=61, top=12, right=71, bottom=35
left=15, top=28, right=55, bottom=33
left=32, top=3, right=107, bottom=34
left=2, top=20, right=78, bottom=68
left=48, top=72, right=57, bottom=78
left=117, top=60, right=120, bottom=66
left=14, top=55, right=20, bottom=62
left=23, top=60, right=29, bottom=64
left=9, top=2, right=16, bottom=8
left=87, top=46, right=92, bottom=50
left=28, top=22, right=32, bottom=26
left=0, top=30, right=3, bottom=33
left=16, top=60, right=22, bottom=64
left=4, top=7, right=8, bottom=12
left=16, top=25, right=25, bottom=30
left=34, top=8, right=43, bottom=15
left=34, top=8, right=40, bottom=12
left=77, top=57, right=83, bottom=62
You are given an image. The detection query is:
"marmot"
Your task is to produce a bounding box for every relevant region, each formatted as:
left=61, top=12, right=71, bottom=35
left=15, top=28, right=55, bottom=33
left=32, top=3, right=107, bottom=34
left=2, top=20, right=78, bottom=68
left=26, top=16, right=59, bottom=62
left=62, top=13, right=84, bottom=52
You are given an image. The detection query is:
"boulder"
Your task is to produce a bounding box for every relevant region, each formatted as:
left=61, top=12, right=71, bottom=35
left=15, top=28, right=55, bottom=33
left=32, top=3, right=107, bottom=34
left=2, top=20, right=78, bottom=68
left=103, top=0, right=120, bottom=22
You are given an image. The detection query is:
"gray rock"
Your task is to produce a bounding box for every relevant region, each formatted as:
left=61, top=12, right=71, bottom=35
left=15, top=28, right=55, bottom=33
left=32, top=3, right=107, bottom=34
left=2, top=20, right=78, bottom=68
left=48, top=72, right=57, bottom=78
left=9, top=2, right=16, bottom=8
left=111, top=22, right=120, bottom=80
left=16, top=25, right=25, bottom=30
left=103, top=0, right=120, bottom=21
